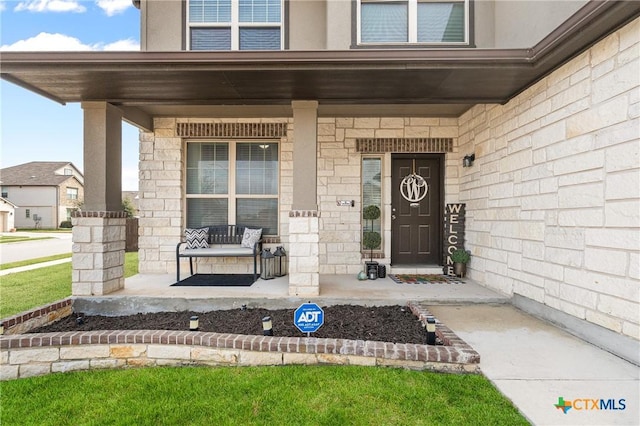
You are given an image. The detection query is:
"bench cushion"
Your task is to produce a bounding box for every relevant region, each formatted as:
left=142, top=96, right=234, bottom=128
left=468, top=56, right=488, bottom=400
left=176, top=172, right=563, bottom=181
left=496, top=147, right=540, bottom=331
left=181, top=246, right=256, bottom=257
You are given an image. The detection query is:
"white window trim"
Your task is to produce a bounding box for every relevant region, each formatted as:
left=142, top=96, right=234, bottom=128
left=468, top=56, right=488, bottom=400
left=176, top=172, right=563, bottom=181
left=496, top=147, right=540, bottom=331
left=186, top=0, right=284, bottom=51
left=185, top=139, right=281, bottom=234
left=357, top=0, right=469, bottom=46
left=361, top=154, right=384, bottom=253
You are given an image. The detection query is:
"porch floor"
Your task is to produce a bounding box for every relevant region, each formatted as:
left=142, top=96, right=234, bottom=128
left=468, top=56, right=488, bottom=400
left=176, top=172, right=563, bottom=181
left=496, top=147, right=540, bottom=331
left=94, top=273, right=510, bottom=313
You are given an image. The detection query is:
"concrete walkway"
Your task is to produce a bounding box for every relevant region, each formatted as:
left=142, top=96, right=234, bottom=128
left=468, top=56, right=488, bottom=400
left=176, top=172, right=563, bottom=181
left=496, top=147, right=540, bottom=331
left=0, top=258, right=71, bottom=276
left=429, top=305, right=639, bottom=426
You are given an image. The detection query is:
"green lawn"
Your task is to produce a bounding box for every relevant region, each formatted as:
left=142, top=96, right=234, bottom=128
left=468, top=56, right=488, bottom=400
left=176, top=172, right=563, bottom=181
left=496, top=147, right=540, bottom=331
left=0, top=365, right=528, bottom=426
left=0, top=252, right=138, bottom=318
left=0, top=253, right=72, bottom=271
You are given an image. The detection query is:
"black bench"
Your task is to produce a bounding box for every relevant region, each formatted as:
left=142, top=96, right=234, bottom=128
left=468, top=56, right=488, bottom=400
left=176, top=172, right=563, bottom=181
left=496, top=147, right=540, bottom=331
left=176, top=225, right=262, bottom=283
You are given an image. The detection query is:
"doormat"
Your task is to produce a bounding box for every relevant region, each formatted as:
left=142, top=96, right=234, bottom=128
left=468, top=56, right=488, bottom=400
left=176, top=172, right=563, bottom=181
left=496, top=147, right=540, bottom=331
left=388, top=274, right=465, bottom=285
left=172, top=273, right=256, bottom=287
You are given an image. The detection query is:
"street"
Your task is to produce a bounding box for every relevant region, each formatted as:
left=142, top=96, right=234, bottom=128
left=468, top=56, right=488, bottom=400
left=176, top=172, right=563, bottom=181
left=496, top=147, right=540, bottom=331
left=0, top=232, right=73, bottom=264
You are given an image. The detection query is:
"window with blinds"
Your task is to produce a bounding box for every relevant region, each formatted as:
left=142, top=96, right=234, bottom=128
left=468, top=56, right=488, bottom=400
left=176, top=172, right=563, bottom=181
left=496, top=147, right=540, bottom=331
left=186, top=141, right=279, bottom=235
left=359, top=0, right=468, bottom=45
left=362, top=157, right=382, bottom=251
left=188, top=0, right=283, bottom=51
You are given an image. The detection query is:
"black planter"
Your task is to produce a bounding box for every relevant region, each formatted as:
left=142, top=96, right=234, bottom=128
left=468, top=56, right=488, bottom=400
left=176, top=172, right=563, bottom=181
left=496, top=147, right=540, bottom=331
left=377, top=264, right=386, bottom=278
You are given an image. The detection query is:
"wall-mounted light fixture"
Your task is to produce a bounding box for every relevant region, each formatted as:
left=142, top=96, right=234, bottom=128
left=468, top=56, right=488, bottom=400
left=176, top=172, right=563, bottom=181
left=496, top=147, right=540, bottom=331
left=463, top=154, right=475, bottom=167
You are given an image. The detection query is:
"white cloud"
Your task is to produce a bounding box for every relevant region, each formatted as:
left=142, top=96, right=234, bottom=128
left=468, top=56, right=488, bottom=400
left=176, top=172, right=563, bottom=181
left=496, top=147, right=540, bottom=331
left=103, top=38, right=140, bottom=51
left=0, top=1, right=6, bottom=12
left=14, top=0, right=86, bottom=13
left=96, top=0, right=131, bottom=16
left=0, top=32, right=92, bottom=50
left=0, top=32, right=139, bottom=51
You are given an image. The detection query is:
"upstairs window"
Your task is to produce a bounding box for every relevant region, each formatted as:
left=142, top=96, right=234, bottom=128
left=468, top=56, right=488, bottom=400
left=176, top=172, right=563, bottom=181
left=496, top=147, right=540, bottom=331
left=67, top=187, right=78, bottom=200
left=188, top=0, right=283, bottom=50
left=359, top=0, right=468, bottom=45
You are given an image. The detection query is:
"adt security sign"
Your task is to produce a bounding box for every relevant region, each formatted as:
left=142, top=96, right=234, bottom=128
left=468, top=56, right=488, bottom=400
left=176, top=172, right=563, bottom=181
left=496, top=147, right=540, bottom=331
left=294, top=303, right=324, bottom=333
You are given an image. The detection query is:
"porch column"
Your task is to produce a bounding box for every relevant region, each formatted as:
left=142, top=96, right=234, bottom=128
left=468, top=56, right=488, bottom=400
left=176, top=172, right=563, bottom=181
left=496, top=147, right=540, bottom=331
left=289, top=101, right=320, bottom=297
left=72, top=102, right=126, bottom=296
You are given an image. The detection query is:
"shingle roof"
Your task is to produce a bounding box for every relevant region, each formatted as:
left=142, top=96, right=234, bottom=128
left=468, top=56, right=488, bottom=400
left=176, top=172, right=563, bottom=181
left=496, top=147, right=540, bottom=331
left=0, top=161, right=82, bottom=186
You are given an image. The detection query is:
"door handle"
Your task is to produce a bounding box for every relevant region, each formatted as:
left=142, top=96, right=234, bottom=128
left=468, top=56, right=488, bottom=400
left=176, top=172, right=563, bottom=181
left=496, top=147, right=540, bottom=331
left=391, top=214, right=397, bottom=220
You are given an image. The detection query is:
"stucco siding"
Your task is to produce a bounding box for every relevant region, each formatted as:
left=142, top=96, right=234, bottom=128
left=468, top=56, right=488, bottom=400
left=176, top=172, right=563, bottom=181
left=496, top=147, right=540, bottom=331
left=491, top=0, right=588, bottom=48
left=138, top=0, right=591, bottom=52
left=6, top=187, right=58, bottom=229
left=457, top=18, right=640, bottom=339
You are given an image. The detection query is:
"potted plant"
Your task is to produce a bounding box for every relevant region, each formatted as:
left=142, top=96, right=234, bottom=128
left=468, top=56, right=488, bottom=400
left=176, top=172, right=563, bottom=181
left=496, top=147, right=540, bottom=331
left=362, top=205, right=381, bottom=279
left=451, top=248, right=471, bottom=278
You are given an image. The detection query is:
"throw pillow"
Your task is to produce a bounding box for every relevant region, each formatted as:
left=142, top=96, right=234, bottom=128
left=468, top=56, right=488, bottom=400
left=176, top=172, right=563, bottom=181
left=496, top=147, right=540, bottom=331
left=241, top=228, right=262, bottom=248
left=185, top=228, right=209, bottom=249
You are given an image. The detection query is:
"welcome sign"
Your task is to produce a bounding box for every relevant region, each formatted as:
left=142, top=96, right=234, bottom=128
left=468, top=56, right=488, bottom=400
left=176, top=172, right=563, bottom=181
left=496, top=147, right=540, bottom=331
left=443, top=203, right=465, bottom=276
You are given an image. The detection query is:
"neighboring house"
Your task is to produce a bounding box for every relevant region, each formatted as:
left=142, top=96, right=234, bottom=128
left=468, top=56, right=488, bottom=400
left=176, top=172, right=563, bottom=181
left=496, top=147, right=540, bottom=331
left=0, top=197, right=18, bottom=232
left=1, top=1, right=638, bottom=363
left=0, top=162, right=84, bottom=229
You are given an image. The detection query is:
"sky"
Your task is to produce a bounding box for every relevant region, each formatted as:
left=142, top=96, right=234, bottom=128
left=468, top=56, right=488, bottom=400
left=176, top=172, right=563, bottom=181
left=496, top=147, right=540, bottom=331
left=0, top=0, right=141, bottom=190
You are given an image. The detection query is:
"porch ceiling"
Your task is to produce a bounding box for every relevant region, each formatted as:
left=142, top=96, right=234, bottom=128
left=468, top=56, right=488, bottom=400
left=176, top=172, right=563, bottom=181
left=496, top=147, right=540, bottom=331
left=1, top=0, right=638, bottom=119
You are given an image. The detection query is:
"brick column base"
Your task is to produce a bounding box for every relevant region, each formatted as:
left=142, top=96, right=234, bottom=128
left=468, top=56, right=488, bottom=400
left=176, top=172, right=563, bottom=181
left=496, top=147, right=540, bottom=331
left=288, top=211, right=320, bottom=297
left=71, top=211, right=126, bottom=296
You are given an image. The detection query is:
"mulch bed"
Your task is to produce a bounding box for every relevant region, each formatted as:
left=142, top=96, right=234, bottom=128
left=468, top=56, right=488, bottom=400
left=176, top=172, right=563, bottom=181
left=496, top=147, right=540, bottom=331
left=29, top=305, right=429, bottom=345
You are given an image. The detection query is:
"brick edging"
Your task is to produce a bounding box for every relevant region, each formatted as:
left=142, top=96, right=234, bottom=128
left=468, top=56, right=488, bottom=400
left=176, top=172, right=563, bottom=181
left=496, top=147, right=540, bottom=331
left=1, top=301, right=480, bottom=380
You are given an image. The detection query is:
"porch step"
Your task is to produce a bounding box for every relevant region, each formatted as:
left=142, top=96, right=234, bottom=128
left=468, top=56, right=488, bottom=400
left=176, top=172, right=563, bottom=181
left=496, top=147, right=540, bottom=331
left=389, top=265, right=444, bottom=275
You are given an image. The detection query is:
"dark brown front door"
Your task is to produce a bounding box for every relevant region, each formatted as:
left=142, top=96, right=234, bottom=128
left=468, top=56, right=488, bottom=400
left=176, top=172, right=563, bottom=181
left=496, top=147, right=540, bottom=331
left=391, top=155, right=443, bottom=265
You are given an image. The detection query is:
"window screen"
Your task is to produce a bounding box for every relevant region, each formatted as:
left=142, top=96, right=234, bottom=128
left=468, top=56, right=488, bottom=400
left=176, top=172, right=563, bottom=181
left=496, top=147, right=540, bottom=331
left=187, top=198, right=228, bottom=228
left=361, top=2, right=408, bottom=43
left=187, top=141, right=279, bottom=235
left=191, top=28, right=232, bottom=50
left=186, top=143, right=229, bottom=194
left=417, top=2, right=465, bottom=42
left=239, top=28, right=281, bottom=50
left=239, top=0, right=281, bottom=22
left=188, top=0, right=282, bottom=50
left=362, top=157, right=382, bottom=249
left=189, top=0, right=231, bottom=23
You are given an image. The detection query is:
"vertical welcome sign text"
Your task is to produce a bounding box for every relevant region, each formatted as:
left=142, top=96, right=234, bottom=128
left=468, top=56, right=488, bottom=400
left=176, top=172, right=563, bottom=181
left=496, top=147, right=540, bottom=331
left=443, top=203, right=465, bottom=276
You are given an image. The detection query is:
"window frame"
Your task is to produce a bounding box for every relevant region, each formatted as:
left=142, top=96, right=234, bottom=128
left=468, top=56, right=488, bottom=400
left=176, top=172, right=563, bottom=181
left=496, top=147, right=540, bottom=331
left=67, top=187, right=78, bottom=200
left=185, top=139, right=281, bottom=236
left=361, top=155, right=384, bottom=253
left=356, top=0, right=470, bottom=46
left=187, top=0, right=285, bottom=51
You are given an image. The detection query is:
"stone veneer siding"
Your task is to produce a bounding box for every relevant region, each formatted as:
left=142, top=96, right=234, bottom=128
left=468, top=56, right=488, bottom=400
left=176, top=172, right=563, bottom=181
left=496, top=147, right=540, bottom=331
left=316, top=117, right=459, bottom=274
left=139, top=117, right=459, bottom=277
left=71, top=211, right=126, bottom=295
left=138, top=118, right=293, bottom=276
left=1, top=302, right=479, bottom=380
left=136, top=19, right=638, bottom=340
left=457, top=18, right=639, bottom=340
